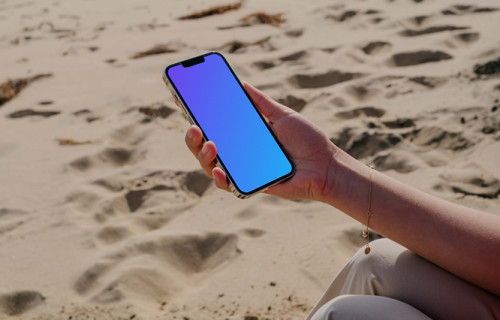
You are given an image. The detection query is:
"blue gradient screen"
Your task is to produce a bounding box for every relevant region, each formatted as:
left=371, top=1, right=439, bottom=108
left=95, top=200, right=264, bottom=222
left=166, top=53, right=293, bottom=195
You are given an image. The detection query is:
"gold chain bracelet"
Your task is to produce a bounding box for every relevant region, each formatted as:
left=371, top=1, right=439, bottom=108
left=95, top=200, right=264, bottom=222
left=362, top=164, right=374, bottom=254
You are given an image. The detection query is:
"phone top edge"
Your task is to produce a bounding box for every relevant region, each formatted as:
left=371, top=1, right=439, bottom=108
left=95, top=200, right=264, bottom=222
left=164, top=52, right=223, bottom=76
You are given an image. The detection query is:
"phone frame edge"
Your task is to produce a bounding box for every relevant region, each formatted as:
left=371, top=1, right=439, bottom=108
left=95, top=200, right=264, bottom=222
left=162, top=52, right=295, bottom=199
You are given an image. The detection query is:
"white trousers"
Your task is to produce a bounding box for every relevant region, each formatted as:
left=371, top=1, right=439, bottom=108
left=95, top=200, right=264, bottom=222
left=306, top=239, right=500, bottom=320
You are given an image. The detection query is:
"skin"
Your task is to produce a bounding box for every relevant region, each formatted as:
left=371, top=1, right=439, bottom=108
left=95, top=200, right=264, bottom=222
left=180, top=81, right=500, bottom=297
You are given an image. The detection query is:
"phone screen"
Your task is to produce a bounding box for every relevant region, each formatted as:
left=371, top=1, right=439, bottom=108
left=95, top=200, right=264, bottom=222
left=165, top=52, right=294, bottom=196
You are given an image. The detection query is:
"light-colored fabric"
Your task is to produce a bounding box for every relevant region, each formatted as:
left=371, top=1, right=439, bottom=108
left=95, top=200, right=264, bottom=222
left=306, top=238, right=500, bottom=320
left=311, top=294, right=430, bottom=320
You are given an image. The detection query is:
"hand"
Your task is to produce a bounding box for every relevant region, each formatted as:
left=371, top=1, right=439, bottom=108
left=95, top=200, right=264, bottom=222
left=184, top=81, right=337, bottom=201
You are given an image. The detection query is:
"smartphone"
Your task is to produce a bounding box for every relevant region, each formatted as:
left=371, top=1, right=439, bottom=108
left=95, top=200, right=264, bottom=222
left=162, top=52, right=295, bottom=198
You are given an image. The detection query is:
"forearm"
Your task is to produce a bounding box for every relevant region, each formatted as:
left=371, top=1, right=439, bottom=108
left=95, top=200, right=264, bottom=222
left=325, top=147, right=500, bottom=296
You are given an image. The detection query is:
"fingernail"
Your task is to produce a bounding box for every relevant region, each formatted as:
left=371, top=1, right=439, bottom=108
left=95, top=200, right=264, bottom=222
left=187, top=128, right=193, bottom=140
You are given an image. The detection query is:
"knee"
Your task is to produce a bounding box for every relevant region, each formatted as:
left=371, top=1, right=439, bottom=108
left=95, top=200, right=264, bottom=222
left=310, top=295, right=361, bottom=320
left=336, top=239, right=408, bottom=295
left=311, top=295, right=430, bottom=320
left=349, top=238, right=402, bottom=274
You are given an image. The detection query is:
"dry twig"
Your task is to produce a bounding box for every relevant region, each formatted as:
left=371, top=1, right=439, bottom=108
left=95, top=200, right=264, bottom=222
left=179, top=3, right=242, bottom=20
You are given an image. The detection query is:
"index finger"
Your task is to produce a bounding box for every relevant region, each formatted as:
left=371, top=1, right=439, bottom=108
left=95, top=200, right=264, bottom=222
left=185, top=125, right=204, bottom=157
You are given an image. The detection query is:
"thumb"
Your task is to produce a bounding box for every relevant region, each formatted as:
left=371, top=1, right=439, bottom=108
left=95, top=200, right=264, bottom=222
left=242, top=81, right=290, bottom=122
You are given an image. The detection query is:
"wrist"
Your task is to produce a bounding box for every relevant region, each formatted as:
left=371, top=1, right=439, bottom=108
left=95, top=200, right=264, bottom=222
left=321, top=146, right=369, bottom=211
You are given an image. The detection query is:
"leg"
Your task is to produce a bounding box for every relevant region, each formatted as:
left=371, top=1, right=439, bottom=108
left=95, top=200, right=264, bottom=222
left=310, top=295, right=430, bottom=320
left=306, top=239, right=500, bottom=320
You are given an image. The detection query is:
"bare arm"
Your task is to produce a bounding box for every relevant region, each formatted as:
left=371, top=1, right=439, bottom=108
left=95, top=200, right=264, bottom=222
left=327, top=146, right=500, bottom=296
left=182, top=82, right=500, bottom=296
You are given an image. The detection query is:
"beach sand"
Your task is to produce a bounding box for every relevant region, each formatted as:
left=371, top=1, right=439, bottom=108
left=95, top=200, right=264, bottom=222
left=0, top=0, right=499, bottom=318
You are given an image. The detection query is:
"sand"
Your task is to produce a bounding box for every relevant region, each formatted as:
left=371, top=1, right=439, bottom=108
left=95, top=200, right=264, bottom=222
left=0, top=0, right=499, bottom=318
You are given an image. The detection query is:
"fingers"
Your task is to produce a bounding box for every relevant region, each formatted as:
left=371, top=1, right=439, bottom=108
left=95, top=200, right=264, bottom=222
left=185, top=126, right=229, bottom=191
left=185, top=126, right=217, bottom=177
left=242, top=81, right=290, bottom=121
left=185, top=125, right=203, bottom=157
left=198, top=141, right=217, bottom=177
left=212, top=167, right=230, bottom=192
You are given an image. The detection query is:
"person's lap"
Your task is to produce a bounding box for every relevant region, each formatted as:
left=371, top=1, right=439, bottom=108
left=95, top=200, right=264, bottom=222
left=307, top=238, right=500, bottom=320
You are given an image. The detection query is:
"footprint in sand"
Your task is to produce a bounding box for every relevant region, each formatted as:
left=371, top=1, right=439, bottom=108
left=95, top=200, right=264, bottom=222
left=329, top=96, right=349, bottom=108
left=390, top=50, right=452, bottom=67
left=408, top=76, right=448, bottom=89
left=330, top=128, right=402, bottom=160
left=68, top=147, right=144, bottom=172
left=137, top=102, right=176, bottom=120
left=240, top=228, right=266, bottom=238
left=0, top=208, right=29, bottom=237
left=372, top=151, right=418, bottom=174
left=326, top=9, right=358, bottom=23
left=361, top=41, right=392, bottom=55
left=64, top=169, right=212, bottom=232
left=73, top=232, right=240, bottom=303
left=284, top=28, right=304, bottom=38
left=234, top=206, right=261, bottom=221
left=441, top=5, right=499, bottom=16
left=435, top=164, right=500, bottom=199
left=288, top=70, right=364, bottom=89
left=399, top=25, right=469, bottom=37
left=474, top=58, right=500, bottom=77
left=279, top=50, right=309, bottom=62
left=95, top=226, right=131, bottom=245
left=253, top=50, right=309, bottom=71
left=7, top=109, right=60, bottom=119
left=276, top=94, right=307, bottom=112
left=325, top=8, right=386, bottom=25
left=346, top=75, right=448, bottom=101
left=404, top=126, right=473, bottom=151
left=334, top=106, right=385, bottom=120
left=96, top=170, right=209, bottom=234
left=109, top=124, right=151, bottom=146
left=0, top=291, right=45, bottom=316
left=62, top=45, right=99, bottom=56
left=345, top=84, right=380, bottom=102
left=253, top=60, right=276, bottom=70
left=454, top=32, right=480, bottom=44
left=407, top=14, right=431, bottom=26
left=73, top=109, right=101, bottom=123
left=382, top=118, right=416, bottom=129
left=64, top=191, right=102, bottom=213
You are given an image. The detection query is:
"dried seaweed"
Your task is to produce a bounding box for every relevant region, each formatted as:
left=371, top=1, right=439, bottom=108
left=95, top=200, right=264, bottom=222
left=130, top=44, right=177, bottom=59
left=0, top=79, right=28, bottom=107
left=57, top=139, right=96, bottom=146
left=0, top=74, right=52, bottom=107
left=179, top=3, right=242, bottom=20
left=240, top=12, right=285, bottom=26
left=218, top=36, right=272, bottom=53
